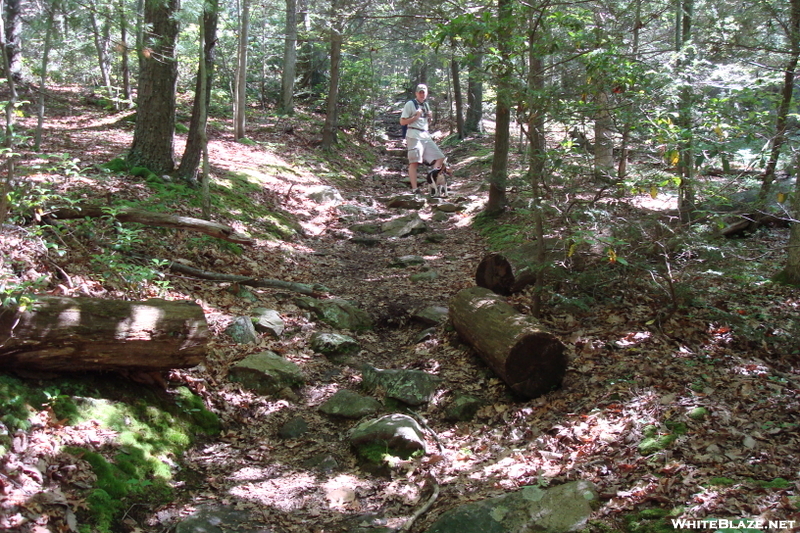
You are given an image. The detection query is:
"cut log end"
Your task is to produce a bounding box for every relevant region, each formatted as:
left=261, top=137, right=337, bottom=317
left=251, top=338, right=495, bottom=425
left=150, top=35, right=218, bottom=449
left=475, top=253, right=515, bottom=295
left=507, top=334, right=567, bottom=397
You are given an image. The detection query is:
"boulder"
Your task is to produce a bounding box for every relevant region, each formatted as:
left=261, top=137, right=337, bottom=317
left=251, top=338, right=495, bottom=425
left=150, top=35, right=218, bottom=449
left=424, top=480, right=598, bottom=533
left=319, top=389, right=383, bottom=419
left=228, top=351, right=305, bottom=396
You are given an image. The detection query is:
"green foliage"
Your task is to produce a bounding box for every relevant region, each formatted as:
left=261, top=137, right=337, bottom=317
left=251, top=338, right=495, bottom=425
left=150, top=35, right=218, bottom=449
left=620, top=507, right=685, bottom=533
left=102, top=158, right=129, bottom=173
left=687, top=406, right=709, bottom=420
left=356, top=441, right=424, bottom=466
left=638, top=421, right=687, bottom=456
left=472, top=211, right=528, bottom=250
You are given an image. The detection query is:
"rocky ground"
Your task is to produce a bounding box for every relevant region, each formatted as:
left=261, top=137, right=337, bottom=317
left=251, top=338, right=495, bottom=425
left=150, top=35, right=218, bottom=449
left=2, top=87, right=800, bottom=533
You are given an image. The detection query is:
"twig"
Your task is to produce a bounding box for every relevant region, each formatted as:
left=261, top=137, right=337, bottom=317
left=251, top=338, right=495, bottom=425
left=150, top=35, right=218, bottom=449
left=398, top=475, right=440, bottom=533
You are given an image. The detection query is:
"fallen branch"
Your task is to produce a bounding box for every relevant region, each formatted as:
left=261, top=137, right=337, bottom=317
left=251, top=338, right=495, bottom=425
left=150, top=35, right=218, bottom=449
left=164, top=260, right=329, bottom=297
left=48, top=204, right=254, bottom=245
left=399, top=475, right=440, bottom=532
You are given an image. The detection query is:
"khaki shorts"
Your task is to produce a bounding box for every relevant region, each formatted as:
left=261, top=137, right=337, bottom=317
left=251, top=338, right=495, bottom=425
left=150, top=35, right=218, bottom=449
left=407, top=137, right=445, bottom=165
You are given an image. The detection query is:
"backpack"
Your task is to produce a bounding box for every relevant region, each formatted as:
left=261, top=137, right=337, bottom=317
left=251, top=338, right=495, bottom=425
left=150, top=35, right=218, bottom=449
left=401, top=99, right=429, bottom=139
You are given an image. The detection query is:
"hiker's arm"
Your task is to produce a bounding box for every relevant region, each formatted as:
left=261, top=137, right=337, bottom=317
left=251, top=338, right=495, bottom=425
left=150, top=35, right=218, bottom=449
left=400, top=109, right=423, bottom=126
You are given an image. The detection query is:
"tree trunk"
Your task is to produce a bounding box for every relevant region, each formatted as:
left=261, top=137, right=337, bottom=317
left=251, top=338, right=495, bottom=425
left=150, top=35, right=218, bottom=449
left=0, top=297, right=209, bottom=372
left=465, top=53, right=483, bottom=134
left=3, top=0, right=23, bottom=83
left=486, top=0, right=512, bottom=215
left=451, top=55, right=464, bottom=139
left=759, top=0, right=800, bottom=200
left=233, top=0, right=250, bottom=140
left=776, top=151, right=800, bottom=284
left=321, top=12, right=343, bottom=150
left=449, top=287, right=567, bottom=399
left=675, top=0, right=695, bottom=222
left=35, top=0, right=58, bottom=151
left=89, top=0, right=113, bottom=103
left=128, top=0, right=180, bottom=174
left=594, top=91, right=614, bottom=178
left=118, top=0, right=132, bottom=104
left=280, top=0, right=298, bottom=115
left=177, top=0, right=219, bottom=182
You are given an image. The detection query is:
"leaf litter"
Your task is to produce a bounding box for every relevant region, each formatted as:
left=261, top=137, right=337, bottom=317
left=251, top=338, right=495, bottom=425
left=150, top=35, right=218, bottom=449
left=0, top=88, right=799, bottom=532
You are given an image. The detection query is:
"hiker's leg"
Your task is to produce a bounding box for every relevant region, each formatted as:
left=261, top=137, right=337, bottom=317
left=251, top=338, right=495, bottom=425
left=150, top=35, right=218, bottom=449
left=409, top=162, right=419, bottom=189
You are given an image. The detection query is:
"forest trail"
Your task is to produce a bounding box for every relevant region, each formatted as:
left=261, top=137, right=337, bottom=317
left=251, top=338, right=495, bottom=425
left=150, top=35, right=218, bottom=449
left=164, top=114, right=498, bottom=532
left=7, top=92, right=800, bottom=533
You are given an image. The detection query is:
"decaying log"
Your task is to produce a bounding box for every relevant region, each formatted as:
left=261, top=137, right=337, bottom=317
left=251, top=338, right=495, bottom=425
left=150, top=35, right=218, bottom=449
left=48, top=204, right=254, bottom=245
left=164, top=260, right=329, bottom=296
left=475, top=242, right=542, bottom=295
left=0, top=297, right=208, bottom=372
left=449, top=286, right=567, bottom=399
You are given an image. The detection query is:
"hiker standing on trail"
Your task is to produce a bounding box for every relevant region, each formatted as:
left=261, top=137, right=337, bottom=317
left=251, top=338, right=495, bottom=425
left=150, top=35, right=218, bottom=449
left=400, top=84, right=445, bottom=193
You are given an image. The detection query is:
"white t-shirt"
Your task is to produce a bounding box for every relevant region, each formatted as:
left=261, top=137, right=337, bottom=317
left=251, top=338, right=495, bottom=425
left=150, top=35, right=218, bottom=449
left=402, top=99, right=431, bottom=139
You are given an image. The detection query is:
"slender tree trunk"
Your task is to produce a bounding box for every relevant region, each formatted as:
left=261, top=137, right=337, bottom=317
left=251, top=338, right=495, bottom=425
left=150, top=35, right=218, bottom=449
left=127, top=0, right=180, bottom=173
left=177, top=0, right=219, bottom=181
left=618, top=0, right=642, bottom=179
left=777, top=150, right=800, bottom=284
left=234, top=0, right=251, bottom=140
left=760, top=0, right=800, bottom=200
left=0, top=0, right=17, bottom=224
left=465, top=53, right=483, bottom=134
left=280, top=0, right=297, bottom=115
left=451, top=56, right=464, bottom=139
left=320, top=32, right=342, bottom=149
left=594, top=91, right=614, bottom=178
left=89, top=0, right=113, bottom=102
left=676, top=0, right=695, bottom=222
left=321, top=6, right=343, bottom=150
left=118, top=0, right=132, bottom=105
left=198, top=15, right=211, bottom=219
left=35, top=0, right=58, bottom=151
left=486, top=0, right=512, bottom=215
left=527, top=31, right=547, bottom=316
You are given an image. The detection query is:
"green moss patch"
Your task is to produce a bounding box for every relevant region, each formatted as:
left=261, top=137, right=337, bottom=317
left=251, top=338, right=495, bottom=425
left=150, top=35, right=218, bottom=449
left=0, top=373, right=220, bottom=533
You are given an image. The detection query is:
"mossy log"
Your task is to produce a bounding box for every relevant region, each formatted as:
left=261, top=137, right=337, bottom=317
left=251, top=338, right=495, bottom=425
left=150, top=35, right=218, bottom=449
left=449, top=286, right=567, bottom=399
left=475, top=242, right=542, bottom=295
left=0, top=297, right=208, bottom=372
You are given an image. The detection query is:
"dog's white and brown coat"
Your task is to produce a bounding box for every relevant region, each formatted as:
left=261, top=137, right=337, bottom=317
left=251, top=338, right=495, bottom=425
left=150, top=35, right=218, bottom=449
left=425, top=162, right=451, bottom=197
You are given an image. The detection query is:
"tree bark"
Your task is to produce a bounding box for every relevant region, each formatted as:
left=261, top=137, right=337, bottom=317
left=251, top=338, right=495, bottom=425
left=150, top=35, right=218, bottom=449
left=451, top=55, right=464, bottom=139
left=465, top=53, right=483, bottom=134
left=0, top=297, right=208, bottom=372
left=321, top=6, right=343, bottom=150
left=449, top=287, right=567, bottom=399
left=759, top=0, right=800, bottom=200
left=233, top=0, right=250, bottom=140
left=3, top=0, right=23, bottom=83
left=486, top=0, right=512, bottom=215
left=128, top=0, right=180, bottom=174
left=177, top=0, right=219, bottom=182
left=280, top=0, right=298, bottom=115
left=47, top=205, right=254, bottom=245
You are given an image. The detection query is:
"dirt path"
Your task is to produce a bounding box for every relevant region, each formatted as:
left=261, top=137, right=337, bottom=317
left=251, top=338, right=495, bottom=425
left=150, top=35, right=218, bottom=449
left=162, top=128, right=497, bottom=533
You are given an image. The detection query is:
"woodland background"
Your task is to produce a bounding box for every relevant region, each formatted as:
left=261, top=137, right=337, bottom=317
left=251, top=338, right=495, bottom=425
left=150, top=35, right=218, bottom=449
left=1, top=0, right=800, bottom=531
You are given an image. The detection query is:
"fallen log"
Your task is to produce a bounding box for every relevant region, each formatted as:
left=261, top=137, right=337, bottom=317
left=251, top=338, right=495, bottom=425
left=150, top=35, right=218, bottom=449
left=475, top=242, right=542, bottom=295
left=164, top=260, right=329, bottom=296
left=47, top=204, right=254, bottom=245
left=0, top=297, right=209, bottom=372
left=449, top=286, right=567, bottom=399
